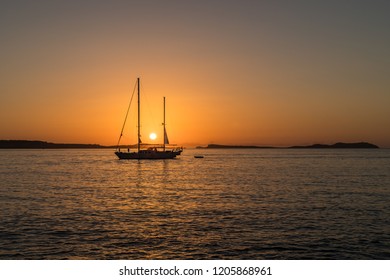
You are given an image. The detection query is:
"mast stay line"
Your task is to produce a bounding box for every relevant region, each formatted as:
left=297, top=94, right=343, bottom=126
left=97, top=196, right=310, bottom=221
left=116, top=80, right=138, bottom=149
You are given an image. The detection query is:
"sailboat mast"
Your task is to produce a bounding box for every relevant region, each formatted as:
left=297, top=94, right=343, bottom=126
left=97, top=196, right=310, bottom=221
left=137, top=77, right=140, bottom=153
left=163, top=96, right=166, bottom=152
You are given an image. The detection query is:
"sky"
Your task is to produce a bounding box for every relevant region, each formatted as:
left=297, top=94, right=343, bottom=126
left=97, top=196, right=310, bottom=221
left=1, top=0, right=389, bottom=147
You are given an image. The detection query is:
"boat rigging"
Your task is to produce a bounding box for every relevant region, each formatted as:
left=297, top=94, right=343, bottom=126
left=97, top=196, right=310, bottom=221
left=115, top=78, right=183, bottom=159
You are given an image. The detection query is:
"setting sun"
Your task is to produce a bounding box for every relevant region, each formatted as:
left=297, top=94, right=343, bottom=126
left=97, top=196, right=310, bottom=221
left=149, top=133, right=157, bottom=141
left=0, top=1, right=389, bottom=149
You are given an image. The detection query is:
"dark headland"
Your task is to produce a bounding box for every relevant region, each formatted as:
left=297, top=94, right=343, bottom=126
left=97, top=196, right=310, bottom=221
left=0, top=140, right=104, bottom=149
left=197, top=142, right=379, bottom=149
left=0, top=140, right=166, bottom=149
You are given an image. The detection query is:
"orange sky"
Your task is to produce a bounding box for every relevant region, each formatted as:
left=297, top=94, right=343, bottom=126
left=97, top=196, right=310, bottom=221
left=1, top=1, right=389, bottom=147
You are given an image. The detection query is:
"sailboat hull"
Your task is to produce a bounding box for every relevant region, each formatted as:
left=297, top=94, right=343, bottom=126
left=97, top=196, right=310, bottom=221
left=115, top=150, right=178, bottom=160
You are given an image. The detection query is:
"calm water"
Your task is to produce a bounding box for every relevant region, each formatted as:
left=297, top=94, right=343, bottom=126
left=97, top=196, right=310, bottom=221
left=0, top=149, right=389, bottom=259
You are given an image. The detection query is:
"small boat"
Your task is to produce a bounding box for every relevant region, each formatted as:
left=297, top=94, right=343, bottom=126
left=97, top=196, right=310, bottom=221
left=194, top=155, right=204, bottom=158
left=115, top=78, right=183, bottom=160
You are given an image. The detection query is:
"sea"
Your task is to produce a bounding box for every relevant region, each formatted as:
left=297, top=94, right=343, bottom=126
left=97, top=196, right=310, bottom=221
left=0, top=148, right=389, bottom=260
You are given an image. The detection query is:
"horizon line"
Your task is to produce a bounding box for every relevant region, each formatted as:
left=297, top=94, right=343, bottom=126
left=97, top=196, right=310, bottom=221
left=0, top=139, right=385, bottom=149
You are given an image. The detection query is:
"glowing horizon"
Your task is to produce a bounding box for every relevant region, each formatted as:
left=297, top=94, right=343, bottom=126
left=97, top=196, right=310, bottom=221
left=1, top=1, right=389, bottom=148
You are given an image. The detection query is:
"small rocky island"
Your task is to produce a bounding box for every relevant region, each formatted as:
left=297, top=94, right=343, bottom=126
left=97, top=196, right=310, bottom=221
left=197, top=142, right=379, bottom=149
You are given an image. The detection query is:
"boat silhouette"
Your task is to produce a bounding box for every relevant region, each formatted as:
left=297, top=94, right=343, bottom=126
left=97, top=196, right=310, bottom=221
left=115, top=78, right=183, bottom=159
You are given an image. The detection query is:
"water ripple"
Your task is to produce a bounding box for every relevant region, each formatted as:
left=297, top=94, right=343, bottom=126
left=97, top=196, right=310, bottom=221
left=0, top=149, right=389, bottom=259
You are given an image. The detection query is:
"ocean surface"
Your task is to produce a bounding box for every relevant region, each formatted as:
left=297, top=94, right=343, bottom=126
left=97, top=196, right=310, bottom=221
left=0, top=148, right=389, bottom=259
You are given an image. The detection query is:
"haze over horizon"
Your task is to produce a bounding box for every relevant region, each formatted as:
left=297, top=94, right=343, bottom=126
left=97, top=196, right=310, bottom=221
left=1, top=1, right=389, bottom=148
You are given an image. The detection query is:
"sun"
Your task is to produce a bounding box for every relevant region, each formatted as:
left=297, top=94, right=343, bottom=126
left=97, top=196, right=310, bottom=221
left=149, top=132, right=157, bottom=140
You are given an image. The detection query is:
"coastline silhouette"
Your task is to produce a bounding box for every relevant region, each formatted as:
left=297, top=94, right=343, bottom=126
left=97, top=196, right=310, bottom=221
left=0, top=140, right=379, bottom=149
left=196, top=142, right=379, bottom=149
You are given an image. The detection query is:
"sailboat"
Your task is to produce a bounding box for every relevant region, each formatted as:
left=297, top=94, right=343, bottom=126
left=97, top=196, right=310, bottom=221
left=115, top=78, right=183, bottom=159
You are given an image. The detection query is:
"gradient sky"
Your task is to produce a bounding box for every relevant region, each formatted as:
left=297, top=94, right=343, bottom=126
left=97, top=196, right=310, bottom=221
left=1, top=0, right=389, bottom=147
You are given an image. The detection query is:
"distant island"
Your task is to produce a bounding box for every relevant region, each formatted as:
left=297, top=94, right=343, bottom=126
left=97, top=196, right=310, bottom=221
left=288, top=142, right=379, bottom=149
left=197, top=142, right=379, bottom=149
